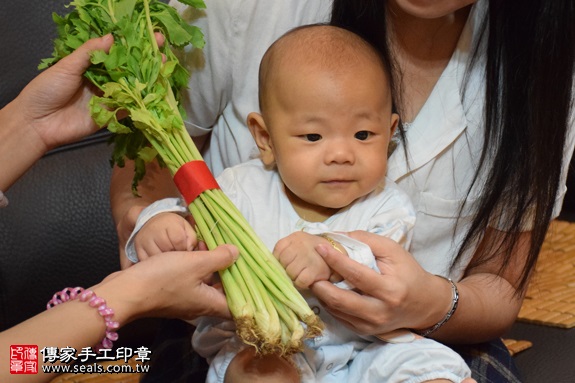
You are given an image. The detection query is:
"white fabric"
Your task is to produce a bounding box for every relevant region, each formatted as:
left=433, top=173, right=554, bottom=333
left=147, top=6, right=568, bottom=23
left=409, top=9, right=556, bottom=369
left=206, top=334, right=470, bottom=383
left=215, top=158, right=415, bottom=276
left=171, top=0, right=575, bottom=281
left=169, top=0, right=332, bottom=176
left=121, top=161, right=470, bottom=381
left=192, top=159, right=470, bottom=383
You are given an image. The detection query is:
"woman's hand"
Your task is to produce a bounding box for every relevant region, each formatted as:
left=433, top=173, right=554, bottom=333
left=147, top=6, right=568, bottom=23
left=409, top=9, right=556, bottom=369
left=311, top=231, right=452, bottom=336
left=96, top=244, right=239, bottom=324
left=16, top=34, right=115, bottom=151
left=17, top=32, right=166, bottom=151
left=0, top=34, right=118, bottom=190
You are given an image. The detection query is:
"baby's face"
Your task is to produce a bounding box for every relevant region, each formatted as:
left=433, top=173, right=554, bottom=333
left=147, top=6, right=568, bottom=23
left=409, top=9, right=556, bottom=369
left=264, top=59, right=397, bottom=215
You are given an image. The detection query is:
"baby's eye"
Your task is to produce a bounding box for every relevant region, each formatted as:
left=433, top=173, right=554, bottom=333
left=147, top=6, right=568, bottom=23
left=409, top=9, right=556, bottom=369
left=355, top=131, right=371, bottom=141
left=304, top=133, right=322, bottom=142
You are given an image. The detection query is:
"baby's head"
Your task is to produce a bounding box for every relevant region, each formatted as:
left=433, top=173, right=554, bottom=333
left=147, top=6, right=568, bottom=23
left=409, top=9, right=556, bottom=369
left=248, top=24, right=398, bottom=220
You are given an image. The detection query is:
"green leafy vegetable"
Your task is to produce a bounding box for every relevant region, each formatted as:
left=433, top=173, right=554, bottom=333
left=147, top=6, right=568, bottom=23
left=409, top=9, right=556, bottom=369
left=40, top=0, right=204, bottom=189
left=41, top=0, right=322, bottom=355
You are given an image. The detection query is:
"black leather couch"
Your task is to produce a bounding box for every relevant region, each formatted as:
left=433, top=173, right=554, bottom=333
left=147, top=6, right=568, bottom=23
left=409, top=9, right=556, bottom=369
left=0, top=0, right=160, bottom=351
left=1, top=1, right=574, bottom=382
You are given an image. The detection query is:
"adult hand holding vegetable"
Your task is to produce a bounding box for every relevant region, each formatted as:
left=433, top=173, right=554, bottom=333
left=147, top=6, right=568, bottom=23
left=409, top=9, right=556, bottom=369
left=0, top=246, right=238, bottom=383
left=97, top=246, right=238, bottom=322
left=0, top=32, right=167, bottom=192
left=40, top=0, right=323, bottom=355
left=0, top=32, right=240, bottom=382
left=0, top=35, right=114, bottom=192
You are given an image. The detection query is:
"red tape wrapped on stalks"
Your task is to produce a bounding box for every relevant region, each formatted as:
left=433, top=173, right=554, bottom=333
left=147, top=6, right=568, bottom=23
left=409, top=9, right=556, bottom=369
left=174, top=161, right=220, bottom=205
left=44, top=0, right=323, bottom=357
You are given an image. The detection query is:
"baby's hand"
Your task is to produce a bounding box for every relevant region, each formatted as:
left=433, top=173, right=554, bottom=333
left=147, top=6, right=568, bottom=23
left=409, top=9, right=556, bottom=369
left=273, top=231, right=345, bottom=289
left=134, top=212, right=197, bottom=261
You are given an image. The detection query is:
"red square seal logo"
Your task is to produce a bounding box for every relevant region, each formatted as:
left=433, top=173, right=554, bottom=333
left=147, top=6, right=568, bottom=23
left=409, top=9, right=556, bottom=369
left=10, top=345, right=39, bottom=374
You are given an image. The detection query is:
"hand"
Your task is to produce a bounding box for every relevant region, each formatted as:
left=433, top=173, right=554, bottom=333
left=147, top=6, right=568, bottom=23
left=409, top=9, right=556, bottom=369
left=16, top=35, right=114, bottom=151
left=134, top=212, right=198, bottom=261
left=311, top=231, right=445, bottom=335
left=273, top=231, right=334, bottom=289
left=98, top=245, right=239, bottom=322
left=17, top=32, right=166, bottom=152
left=112, top=160, right=181, bottom=269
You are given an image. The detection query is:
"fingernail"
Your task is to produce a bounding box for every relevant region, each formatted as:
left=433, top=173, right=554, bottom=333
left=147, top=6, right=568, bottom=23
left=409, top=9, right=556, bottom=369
left=227, top=245, right=240, bottom=260
left=315, top=244, right=329, bottom=258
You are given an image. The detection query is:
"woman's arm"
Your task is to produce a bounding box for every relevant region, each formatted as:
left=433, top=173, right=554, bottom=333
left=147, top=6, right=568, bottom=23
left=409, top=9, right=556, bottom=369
left=0, top=245, right=237, bottom=383
left=0, top=35, right=114, bottom=191
left=433, top=227, right=530, bottom=343
left=311, top=229, right=530, bottom=344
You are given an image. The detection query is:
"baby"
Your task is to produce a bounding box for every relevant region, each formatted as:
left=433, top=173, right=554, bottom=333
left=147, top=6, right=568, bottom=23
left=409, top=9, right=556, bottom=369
left=127, top=24, right=473, bottom=383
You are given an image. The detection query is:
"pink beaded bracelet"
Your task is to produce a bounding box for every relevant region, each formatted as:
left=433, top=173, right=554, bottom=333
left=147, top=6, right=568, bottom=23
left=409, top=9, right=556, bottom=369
left=46, top=287, right=120, bottom=352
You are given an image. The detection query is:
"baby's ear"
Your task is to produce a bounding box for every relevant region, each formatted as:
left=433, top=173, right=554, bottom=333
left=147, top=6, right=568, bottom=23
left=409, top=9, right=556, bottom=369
left=247, top=112, right=275, bottom=167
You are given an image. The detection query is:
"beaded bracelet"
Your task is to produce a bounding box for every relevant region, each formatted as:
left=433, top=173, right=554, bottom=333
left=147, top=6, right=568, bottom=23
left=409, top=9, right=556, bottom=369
left=414, top=275, right=459, bottom=338
left=46, top=287, right=119, bottom=352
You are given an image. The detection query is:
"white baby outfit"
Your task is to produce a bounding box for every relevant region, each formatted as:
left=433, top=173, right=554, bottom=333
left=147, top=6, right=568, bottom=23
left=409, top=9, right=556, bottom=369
left=127, top=159, right=472, bottom=382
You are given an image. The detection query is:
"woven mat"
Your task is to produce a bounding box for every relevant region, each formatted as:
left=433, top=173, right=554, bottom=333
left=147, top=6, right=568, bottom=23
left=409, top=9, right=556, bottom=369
left=49, top=357, right=142, bottom=383
left=517, top=220, right=575, bottom=328
left=502, top=338, right=533, bottom=356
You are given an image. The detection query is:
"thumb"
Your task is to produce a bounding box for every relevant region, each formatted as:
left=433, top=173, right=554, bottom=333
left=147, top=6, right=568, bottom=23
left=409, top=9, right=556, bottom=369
left=347, top=230, right=397, bottom=259
left=59, top=34, right=114, bottom=74
left=204, top=245, right=239, bottom=272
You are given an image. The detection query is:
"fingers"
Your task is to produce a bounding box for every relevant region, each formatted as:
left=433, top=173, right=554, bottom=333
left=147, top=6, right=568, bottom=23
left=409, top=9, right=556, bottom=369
left=183, top=219, right=199, bottom=250
left=311, top=280, right=369, bottom=330
left=346, top=230, right=398, bottom=259
left=153, top=32, right=166, bottom=47
left=293, top=269, right=316, bottom=290
left=312, top=280, right=390, bottom=335
left=194, top=245, right=239, bottom=275
left=314, top=243, right=381, bottom=290
left=328, top=271, right=343, bottom=283
left=183, top=246, right=237, bottom=318
left=134, top=241, right=158, bottom=261
left=53, top=32, right=165, bottom=79
left=59, top=34, right=114, bottom=74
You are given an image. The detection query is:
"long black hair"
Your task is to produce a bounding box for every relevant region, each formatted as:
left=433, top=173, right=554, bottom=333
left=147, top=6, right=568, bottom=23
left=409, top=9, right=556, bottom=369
left=331, top=0, right=575, bottom=292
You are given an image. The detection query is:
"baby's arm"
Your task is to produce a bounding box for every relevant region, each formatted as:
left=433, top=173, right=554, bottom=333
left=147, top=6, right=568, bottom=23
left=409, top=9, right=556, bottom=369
left=273, top=231, right=346, bottom=289
left=124, top=197, right=196, bottom=263
left=133, top=212, right=197, bottom=261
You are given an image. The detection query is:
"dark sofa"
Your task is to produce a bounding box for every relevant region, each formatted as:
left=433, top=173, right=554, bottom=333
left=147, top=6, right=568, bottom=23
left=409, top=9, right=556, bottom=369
left=0, top=0, right=162, bottom=352
left=1, top=1, right=574, bottom=382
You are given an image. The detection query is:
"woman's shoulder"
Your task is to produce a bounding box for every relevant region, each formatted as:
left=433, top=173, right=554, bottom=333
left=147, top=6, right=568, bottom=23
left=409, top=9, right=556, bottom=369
left=189, top=0, right=331, bottom=29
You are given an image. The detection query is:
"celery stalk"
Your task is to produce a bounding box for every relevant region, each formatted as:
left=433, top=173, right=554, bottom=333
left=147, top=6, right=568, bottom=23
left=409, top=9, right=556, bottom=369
left=42, top=0, right=323, bottom=355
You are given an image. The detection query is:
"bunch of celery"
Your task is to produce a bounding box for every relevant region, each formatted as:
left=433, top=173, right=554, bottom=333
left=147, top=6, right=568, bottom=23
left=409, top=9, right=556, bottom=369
left=40, top=0, right=322, bottom=355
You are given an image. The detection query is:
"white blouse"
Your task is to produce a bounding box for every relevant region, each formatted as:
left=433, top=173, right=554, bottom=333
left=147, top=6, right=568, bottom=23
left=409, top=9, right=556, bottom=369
left=171, top=0, right=575, bottom=280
